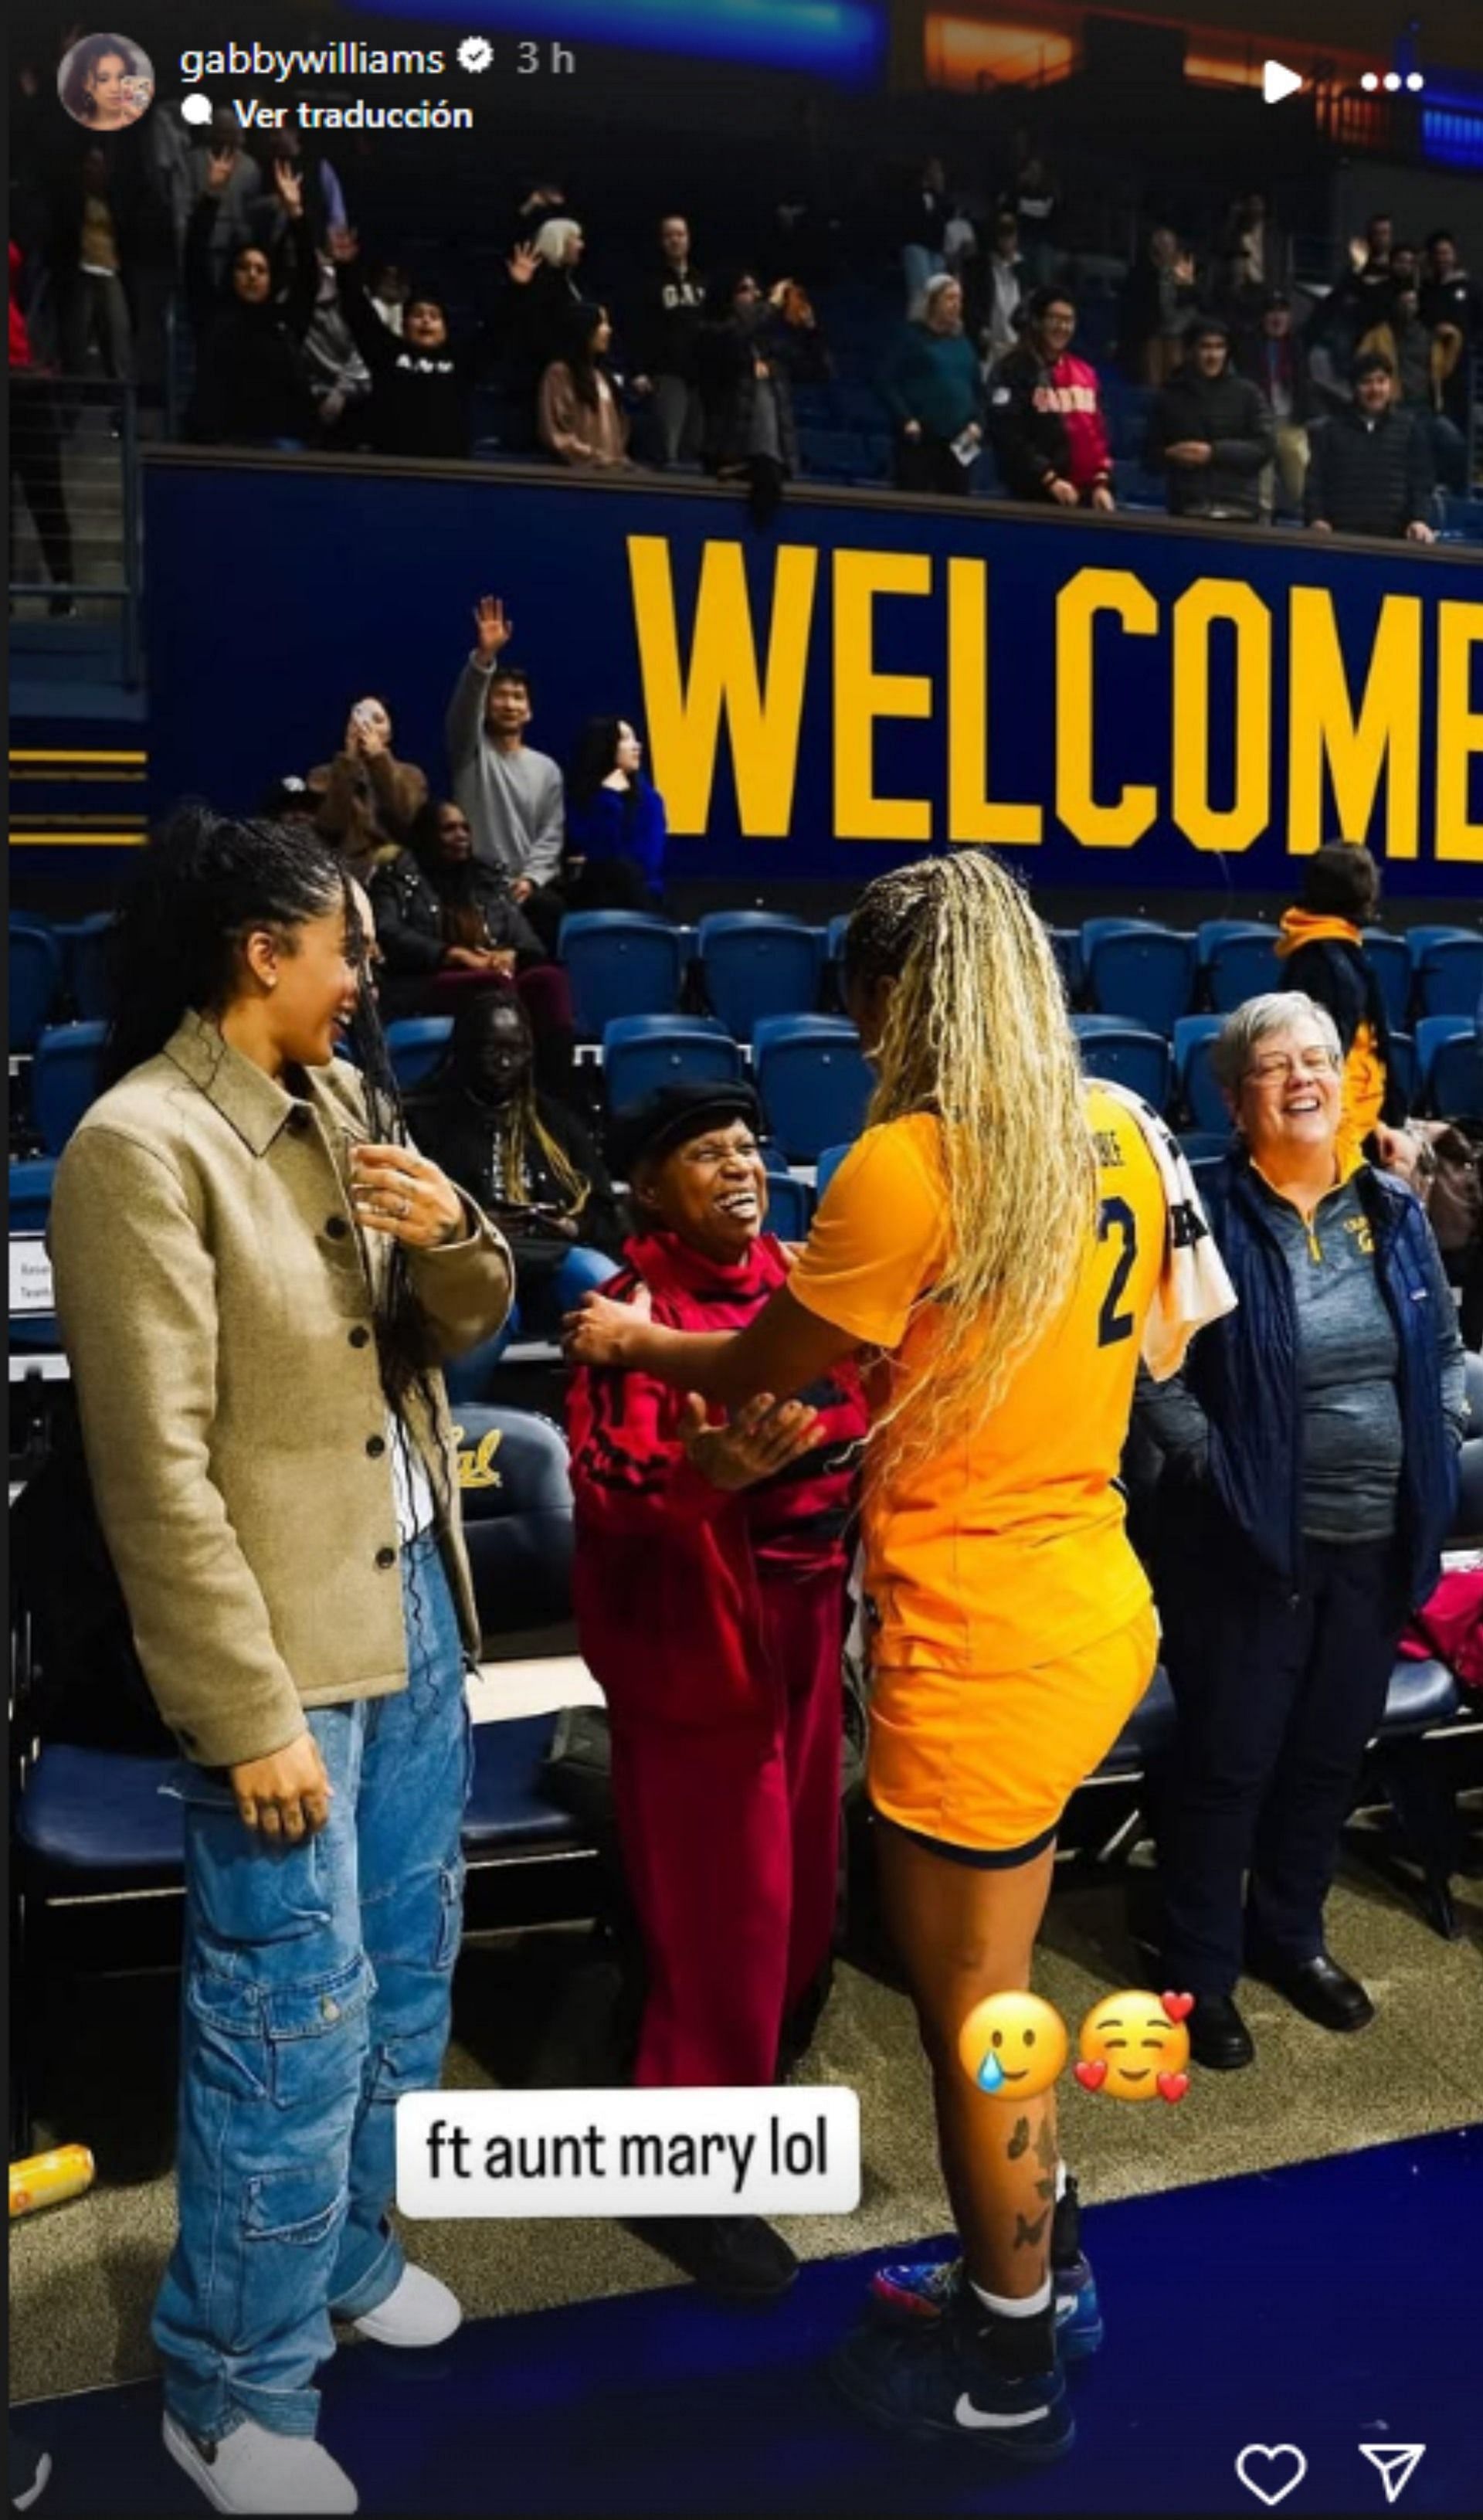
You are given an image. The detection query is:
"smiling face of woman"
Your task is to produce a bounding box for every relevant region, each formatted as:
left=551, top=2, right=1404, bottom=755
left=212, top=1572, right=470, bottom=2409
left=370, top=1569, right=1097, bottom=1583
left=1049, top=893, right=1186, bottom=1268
left=1230, top=1016, right=1344, bottom=1169
left=232, top=902, right=361, bottom=1074
left=614, top=722, right=643, bottom=776
left=636, top=1118, right=769, bottom=1265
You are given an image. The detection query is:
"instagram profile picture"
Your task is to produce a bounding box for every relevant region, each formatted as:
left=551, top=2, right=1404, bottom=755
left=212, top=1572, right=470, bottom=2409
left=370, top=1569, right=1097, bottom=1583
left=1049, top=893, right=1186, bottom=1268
left=58, top=32, right=155, bottom=131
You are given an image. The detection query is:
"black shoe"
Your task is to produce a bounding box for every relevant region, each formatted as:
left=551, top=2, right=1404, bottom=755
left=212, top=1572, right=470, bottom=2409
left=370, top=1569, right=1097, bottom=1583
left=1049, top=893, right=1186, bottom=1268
left=1186, top=1992, right=1254, bottom=2071
left=626, top=2213, right=798, bottom=2302
left=1253, top=1950, right=1374, bottom=2033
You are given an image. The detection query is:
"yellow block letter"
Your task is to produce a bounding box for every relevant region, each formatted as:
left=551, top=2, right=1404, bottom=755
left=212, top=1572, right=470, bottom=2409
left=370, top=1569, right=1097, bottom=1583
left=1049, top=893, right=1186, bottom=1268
left=833, top=549, right=933, bottom=841
left=1288, top=589, right=1421, bottom=861
left=946, top=558, right=1042, bottom=844
left=627, top=535, right=816, bottom=835
left=1172, top=580, right=1272, bottom=855
left=1056, top=569, right=1159, bottom=849
left=1437, top=600, right=1483, bottom=864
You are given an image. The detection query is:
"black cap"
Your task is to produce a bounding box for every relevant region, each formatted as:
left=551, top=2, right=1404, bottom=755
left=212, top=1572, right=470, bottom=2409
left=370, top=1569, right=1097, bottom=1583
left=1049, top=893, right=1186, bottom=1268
left=1186, top=311, right=1232, bottom=341
left=259, top=774, right=315, bottom=818
left=608, top=1080, right=762, bottom=1179
left=1352, top=348, right=1393, bottom=379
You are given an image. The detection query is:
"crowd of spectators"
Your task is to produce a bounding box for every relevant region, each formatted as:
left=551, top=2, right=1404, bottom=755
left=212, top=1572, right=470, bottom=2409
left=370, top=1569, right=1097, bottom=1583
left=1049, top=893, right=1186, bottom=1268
left=8, top=49, right=1481, bottom=580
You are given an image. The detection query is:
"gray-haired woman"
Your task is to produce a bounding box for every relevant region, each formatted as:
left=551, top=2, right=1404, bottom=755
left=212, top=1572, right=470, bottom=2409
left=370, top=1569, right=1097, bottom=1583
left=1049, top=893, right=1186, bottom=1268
left=1133, top=993, right=1465, bottom=2070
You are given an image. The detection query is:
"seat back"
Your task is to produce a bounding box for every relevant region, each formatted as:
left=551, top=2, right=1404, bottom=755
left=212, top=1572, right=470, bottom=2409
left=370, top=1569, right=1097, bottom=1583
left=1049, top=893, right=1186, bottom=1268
left=752, top=1015, right=874, bottom=1163
left=697, top=912, right=824, bottom=1041
left=1205, top=927, right=1281, bottom=1014
left=558, top=912, right=684, bottom=1040
left=1046, top=926, right=1084, bottom=1000
left=1173, top=1015, right=1227, bottom=1134
left=31, top=1022, right=109, bottom=1155
left=1415, top=1017, right=1483, bottom=1118
left=602, top=1015, right=743, bottom=1112
left=1362, top=930, right=1413, bottom=1033
left=8, top=919, right=62, bottom=1054
left=1416, top=935, right=1483, bottom=1021
left=451, top=1404, right=574, bottom=1637
left=1386, top=1029, right=1417, bottom=1112
left=815, top=1140, right=855, bottom=1201
left=8, top=1158, right=59, bottom=1237
left=1084, top=925, right=1196, bottom=1034
left=1071, top=1016, right=1172, bottom=1112
left=385, top=1015, right=454, bottom=1092
left=57, top=913, right=118, bottom=1023
left=761, top=1170, right=813, bottom=1241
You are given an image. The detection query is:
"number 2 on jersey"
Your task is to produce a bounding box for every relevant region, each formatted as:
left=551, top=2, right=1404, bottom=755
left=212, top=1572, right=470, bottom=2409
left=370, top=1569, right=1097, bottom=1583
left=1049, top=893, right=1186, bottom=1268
left=1097, top=1197, right=1138, bottom=1347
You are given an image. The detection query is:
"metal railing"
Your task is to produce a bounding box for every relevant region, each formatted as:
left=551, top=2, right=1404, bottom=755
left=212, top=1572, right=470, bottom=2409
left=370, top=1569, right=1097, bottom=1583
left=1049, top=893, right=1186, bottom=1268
left=8, top=376, right=144, bottom=688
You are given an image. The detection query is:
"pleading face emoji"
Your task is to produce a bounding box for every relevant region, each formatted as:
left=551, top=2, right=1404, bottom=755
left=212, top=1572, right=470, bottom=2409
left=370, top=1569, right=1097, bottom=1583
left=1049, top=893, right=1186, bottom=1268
left=957, top=1993, right=1068, bottom=2099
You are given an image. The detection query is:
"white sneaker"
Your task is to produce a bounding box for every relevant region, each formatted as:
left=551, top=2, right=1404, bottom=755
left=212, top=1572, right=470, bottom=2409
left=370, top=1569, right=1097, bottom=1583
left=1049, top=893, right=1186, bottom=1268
left=350, top=2261, right=462, bottom=2348
left=162, top=2413, right=358, bottom=2515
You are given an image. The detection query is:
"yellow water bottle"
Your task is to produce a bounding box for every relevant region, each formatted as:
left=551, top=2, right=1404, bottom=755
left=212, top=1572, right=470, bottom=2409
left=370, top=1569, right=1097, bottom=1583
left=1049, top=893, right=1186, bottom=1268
left=9, top=2144, right=96, bottom=2217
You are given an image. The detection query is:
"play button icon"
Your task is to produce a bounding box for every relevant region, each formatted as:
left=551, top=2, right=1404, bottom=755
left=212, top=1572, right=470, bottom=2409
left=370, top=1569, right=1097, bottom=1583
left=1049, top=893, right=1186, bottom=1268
left=1264, top=58, right=1304, bottom=104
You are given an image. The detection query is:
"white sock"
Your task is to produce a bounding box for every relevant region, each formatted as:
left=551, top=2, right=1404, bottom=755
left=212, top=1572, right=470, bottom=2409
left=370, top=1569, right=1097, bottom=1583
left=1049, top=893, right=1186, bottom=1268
left=1055, top=2159, right=1068, bottom=2202
left=970, top=2273, right=1053, bottom=2319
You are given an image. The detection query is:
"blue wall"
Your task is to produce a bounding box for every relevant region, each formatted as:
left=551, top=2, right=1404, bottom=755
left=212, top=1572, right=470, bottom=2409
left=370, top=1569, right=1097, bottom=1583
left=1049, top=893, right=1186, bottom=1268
left=143, top=457, right=1483, bottom=901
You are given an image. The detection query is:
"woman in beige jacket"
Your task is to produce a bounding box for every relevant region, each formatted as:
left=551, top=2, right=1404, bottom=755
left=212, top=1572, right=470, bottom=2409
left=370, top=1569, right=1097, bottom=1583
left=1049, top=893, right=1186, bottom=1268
left=537, top=302, right=636, bottom=470
left=49, top=808, right=511, bottom=2518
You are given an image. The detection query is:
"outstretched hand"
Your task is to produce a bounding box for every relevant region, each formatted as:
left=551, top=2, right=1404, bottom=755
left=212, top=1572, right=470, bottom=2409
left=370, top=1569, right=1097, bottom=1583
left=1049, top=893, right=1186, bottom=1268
left=273, top=157, right=304, bottom=219
left=678, top=1391, right=821, bottom=1493
left=563, top=1282, right=653, bottom=1369
left=472, top=593, right=513, bottom=657
left=507, top=239, right=539, bottom=286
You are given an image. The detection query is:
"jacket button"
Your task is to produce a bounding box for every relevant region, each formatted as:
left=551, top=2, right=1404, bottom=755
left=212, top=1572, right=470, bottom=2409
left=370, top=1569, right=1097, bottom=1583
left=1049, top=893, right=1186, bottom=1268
left=366, top=1435, right=386, bottom=1459
left=287, top=1108, right=311, bottom=1134
left=375, top=1545, right=397, bottom=1570
left=326, top=1215, right=349, bottom=1240
left=348, top=1326, right=371, bottom=1348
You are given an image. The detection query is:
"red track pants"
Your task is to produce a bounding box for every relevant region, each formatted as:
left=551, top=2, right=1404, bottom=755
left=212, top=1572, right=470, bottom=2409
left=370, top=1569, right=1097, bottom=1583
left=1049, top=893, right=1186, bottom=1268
left=607, top=1567, right=845, bottom=2087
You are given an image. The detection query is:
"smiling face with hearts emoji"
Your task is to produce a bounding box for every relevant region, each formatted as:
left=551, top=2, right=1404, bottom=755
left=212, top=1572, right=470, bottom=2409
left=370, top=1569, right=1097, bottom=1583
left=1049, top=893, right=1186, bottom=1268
left=1075, top=1989, right=1193, bottom=2102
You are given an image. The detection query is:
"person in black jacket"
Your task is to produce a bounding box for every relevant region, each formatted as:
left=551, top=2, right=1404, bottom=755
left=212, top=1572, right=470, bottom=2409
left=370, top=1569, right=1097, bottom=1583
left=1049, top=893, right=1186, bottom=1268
left=1305, top=352, right=1436, bottom=541
left=184, top=144, right=317, bottom=446
left=696, top=268, right=825, bottom=521
left=370, top=796, right=573, bottom=1091
left=327, top=226, right=473, bottom=457
left=1274, top=842, right=1412, bottom=1167
left=408, top=992, right=621, bottom=1351
left=630, top=213, right=706, bottom=466
left=1145, top=317, right=1272, bottom=523
left=1132, top=993, right=1466, bottom=2072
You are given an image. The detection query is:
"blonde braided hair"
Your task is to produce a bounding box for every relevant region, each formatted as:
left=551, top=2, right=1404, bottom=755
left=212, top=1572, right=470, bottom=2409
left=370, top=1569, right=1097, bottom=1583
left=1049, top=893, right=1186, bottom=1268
left=842, top=853, right=1096, bottom=1479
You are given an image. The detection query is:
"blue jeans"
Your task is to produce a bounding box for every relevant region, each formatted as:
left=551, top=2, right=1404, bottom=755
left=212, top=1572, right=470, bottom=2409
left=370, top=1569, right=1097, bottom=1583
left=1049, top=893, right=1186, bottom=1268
left=153, top=1532, right=472, bottom=2442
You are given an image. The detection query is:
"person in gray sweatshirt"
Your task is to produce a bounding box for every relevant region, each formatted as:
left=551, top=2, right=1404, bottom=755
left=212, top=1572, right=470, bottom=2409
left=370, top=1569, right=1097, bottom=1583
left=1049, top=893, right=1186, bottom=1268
left=445, top=594, right=567, bottom=949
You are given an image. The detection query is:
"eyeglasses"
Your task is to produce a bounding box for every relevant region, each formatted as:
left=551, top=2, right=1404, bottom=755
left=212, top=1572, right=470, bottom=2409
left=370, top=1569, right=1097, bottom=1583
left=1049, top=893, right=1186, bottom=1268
left=1245, top=1049, right=1341, bottom=1085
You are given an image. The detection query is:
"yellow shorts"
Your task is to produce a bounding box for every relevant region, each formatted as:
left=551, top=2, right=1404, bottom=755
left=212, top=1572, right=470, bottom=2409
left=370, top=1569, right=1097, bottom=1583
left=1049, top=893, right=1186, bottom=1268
left=867, top=1601, right=1160, bottom=1859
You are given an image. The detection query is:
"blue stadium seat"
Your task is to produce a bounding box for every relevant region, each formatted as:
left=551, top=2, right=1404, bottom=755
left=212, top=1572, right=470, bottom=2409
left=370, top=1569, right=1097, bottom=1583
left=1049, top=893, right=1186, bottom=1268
left=1173, top=1015, right=1227, bottom=1134
left=752, top=1015, right=873, bottom=1163
left=1362, top=931, right=1413, bottom=1034
left=1416, top=1017, right=1483, bottom=1118
left=815, top=1141, right=855, bottom=1200
left=1415, top=935, right=1483, bottom=1021
left=1095, top=1666, right=1178, bottom=1775
left=1189, top=1153, right=1225, bottom=1204
left=761, top=1169, right=813, bottom=1241
left=384, top=1016, right=453, bottom=1091
left=826, top=912, right=853, bottom=968
left=1405, top=923, right=1477, bottom=970
left=602, top=1015, right=744, bottom=1112
left=30, top=1022, right=108, bottom=1155
left=1200, top=923, right=1281, bottom=1014
left=8, top=1158, right=58, bottom=1235
left=1047, top=926, right=1084, bottom=1000
left=558, top=912, right=685, bottom=1040
left=1178, top=1131, right=1230, bottom=1163
left=697, top=912, right=825, bottom=1041
left=1083, top=922, right=1196, bottom=1034
left=56, top=912, right=117, bottom=1022
left=1071, top=1015, right=1172, bottom=1111
left=1387, top=1030, right=1417, bottom=1112
left=8, top=919, right=62, bottom=1055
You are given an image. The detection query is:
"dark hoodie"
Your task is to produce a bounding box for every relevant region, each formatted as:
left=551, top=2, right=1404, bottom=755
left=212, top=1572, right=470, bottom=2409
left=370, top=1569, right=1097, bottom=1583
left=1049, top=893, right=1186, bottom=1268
left=184, top=188, right=317, bottom=443
left=1145, top=358, right=1274, bottom=518
left=334, top=261, right=475, bottom=457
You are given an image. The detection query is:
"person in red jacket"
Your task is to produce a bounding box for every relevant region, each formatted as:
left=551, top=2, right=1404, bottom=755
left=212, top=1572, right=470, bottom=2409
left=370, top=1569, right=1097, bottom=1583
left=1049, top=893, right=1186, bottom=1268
left=989, top=286, right=1115, bottom=509
left=567, top=1081, right=867, bottom=2304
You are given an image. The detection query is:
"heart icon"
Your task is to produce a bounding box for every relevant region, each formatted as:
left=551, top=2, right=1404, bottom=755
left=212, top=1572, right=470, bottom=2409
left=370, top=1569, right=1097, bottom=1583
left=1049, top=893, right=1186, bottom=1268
left=1074, top=2059, right=1108, bottom=2090
left=1161, top=1990, right=1195, bottom=2022
left=1157, top=2070, right=1189, bottom=2104
left=1234, top=2444, right=1307, bottom=2507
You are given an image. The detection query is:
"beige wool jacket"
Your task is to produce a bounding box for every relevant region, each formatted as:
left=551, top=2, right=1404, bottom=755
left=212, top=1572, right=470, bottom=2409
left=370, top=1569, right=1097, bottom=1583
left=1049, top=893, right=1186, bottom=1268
left=49, top=1011, right=513, bottom=1770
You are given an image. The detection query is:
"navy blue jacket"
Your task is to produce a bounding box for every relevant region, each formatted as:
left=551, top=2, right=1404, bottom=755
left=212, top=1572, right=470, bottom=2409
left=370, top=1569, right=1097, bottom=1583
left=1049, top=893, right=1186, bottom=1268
left=1166, top=1151, right=1458, bottom=1606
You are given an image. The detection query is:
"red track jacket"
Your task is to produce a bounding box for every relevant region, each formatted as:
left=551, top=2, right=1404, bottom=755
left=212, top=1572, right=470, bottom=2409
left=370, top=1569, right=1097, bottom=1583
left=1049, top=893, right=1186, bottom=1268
left=568, top=1229, right=867, bottom=1728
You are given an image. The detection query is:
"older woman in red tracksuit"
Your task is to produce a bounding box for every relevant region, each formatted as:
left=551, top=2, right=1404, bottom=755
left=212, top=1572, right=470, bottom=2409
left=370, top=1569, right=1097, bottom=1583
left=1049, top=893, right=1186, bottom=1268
left=567, top=1082, right=866, bottom=2304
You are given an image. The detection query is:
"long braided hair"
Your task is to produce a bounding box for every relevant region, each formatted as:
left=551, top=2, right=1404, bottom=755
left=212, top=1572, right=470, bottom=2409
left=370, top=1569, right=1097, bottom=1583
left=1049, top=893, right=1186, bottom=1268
left=840, top=852, right=1096, bottom=1479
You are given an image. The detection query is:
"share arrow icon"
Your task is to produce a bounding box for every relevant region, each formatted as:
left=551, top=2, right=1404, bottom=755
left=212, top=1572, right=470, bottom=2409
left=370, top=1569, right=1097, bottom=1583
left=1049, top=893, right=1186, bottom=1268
left=1359, top=2445, right=1426, bottom=2505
